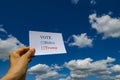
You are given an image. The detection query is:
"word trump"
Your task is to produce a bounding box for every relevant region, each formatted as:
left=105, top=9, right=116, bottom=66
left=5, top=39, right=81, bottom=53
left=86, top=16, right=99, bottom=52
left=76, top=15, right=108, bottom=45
left=41, top=46, right=57, bottom=50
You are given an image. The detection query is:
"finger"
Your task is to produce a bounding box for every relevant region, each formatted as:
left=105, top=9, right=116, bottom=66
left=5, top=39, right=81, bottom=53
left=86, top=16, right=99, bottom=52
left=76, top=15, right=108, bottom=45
left=12, top=47, right=30, bottom=56
left=23, top=48, right=35, bottom=60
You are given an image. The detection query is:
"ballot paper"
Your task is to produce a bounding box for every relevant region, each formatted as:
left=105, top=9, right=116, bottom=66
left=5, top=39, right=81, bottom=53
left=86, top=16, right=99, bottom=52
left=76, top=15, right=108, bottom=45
left=29, top=31, right=66, bottom=55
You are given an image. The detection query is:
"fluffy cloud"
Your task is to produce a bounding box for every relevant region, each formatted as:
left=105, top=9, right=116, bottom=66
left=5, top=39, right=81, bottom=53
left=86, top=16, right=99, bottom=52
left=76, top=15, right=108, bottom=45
left=29, top=57, right=120, bottom=80
left=89, top=13, right=120, bottom=39
left=64, top=57, right=117, bottom=80
left=51, top=64, right=62, bottom=71
left=28, top=64, right=60, bottom=80
left=28, top=64, right=50, bottom=75
left=65, top=59, right=92, bottom=79
left=111, top=65, right=120, bottom=80
left=90, top=57, right=115, bottom=75
left=0, top=27, right=25, bottom=61
left=35, top=71, right=58, bottom=80
left=68, top=33, right=93, bottom=48
left=28, top=57, right=120, bottom=80
left=111, top=65, right=120, bottom=73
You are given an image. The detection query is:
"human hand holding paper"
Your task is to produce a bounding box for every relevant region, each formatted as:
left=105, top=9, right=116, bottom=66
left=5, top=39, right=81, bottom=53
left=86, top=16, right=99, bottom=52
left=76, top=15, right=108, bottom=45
left=1, top=47, right=35, bottom=80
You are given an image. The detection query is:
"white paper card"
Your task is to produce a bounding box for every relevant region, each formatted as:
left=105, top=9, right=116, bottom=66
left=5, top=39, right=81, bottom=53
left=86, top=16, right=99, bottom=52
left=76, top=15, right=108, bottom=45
left=29, top=31, right=66, bottom=55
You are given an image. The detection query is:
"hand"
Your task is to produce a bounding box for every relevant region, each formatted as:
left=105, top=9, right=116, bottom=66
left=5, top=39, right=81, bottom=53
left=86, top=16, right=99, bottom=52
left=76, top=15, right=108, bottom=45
left=1, top=47, right=35, bottom=80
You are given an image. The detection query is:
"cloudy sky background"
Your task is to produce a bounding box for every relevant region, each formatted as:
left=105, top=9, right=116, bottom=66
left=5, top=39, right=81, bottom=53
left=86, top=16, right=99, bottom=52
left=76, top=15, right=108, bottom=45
left=0, top=0, right=120, bottom=80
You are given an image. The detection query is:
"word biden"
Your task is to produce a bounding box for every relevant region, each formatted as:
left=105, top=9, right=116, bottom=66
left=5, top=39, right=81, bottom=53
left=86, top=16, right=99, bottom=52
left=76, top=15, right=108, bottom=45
left=40, top=41, right=55, bottom=45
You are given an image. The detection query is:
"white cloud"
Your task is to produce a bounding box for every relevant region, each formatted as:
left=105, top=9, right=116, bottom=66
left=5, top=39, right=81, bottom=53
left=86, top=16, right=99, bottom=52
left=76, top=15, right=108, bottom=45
left=91, top=57, right=115, bottom=75
left=0, top=27, right=25, bottom=61
left=68, top=33, right=93, bottom=48
left=28, top=64, right=60, bottom=80
left=51, top=64, right=62, bottom=71
left=28, top=57, right=120, bottom=80
left=28, top=64, right=50, bottom=74
left=111, top=65, right=120, bottom=73
left=65, top=58, right=92, bottom=79
left=65, top=58, right=93, bottom=71
left=111, top=65, right=120, bottom=80
left=64, top=57, right=116, bottom=80
left=71, top=0, right=79, bottom=5
left=89, top=13, right=120, bottom=39
left=35, top=71, right=59, bottom=80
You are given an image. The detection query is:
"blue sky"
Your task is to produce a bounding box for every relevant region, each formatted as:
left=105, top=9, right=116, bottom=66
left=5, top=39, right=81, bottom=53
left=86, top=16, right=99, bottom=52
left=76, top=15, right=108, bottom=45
left=0, top=0, right=120, bottom=80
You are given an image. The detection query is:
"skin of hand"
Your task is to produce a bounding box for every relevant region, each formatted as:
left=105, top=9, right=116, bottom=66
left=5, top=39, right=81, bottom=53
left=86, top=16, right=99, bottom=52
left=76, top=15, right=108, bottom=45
left=1, top=47, right=35, bottom=80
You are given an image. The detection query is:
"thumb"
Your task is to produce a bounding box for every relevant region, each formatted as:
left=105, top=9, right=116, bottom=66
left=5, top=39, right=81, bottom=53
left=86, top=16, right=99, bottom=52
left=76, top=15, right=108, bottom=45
left=23, top=48, right=35, bottom=61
